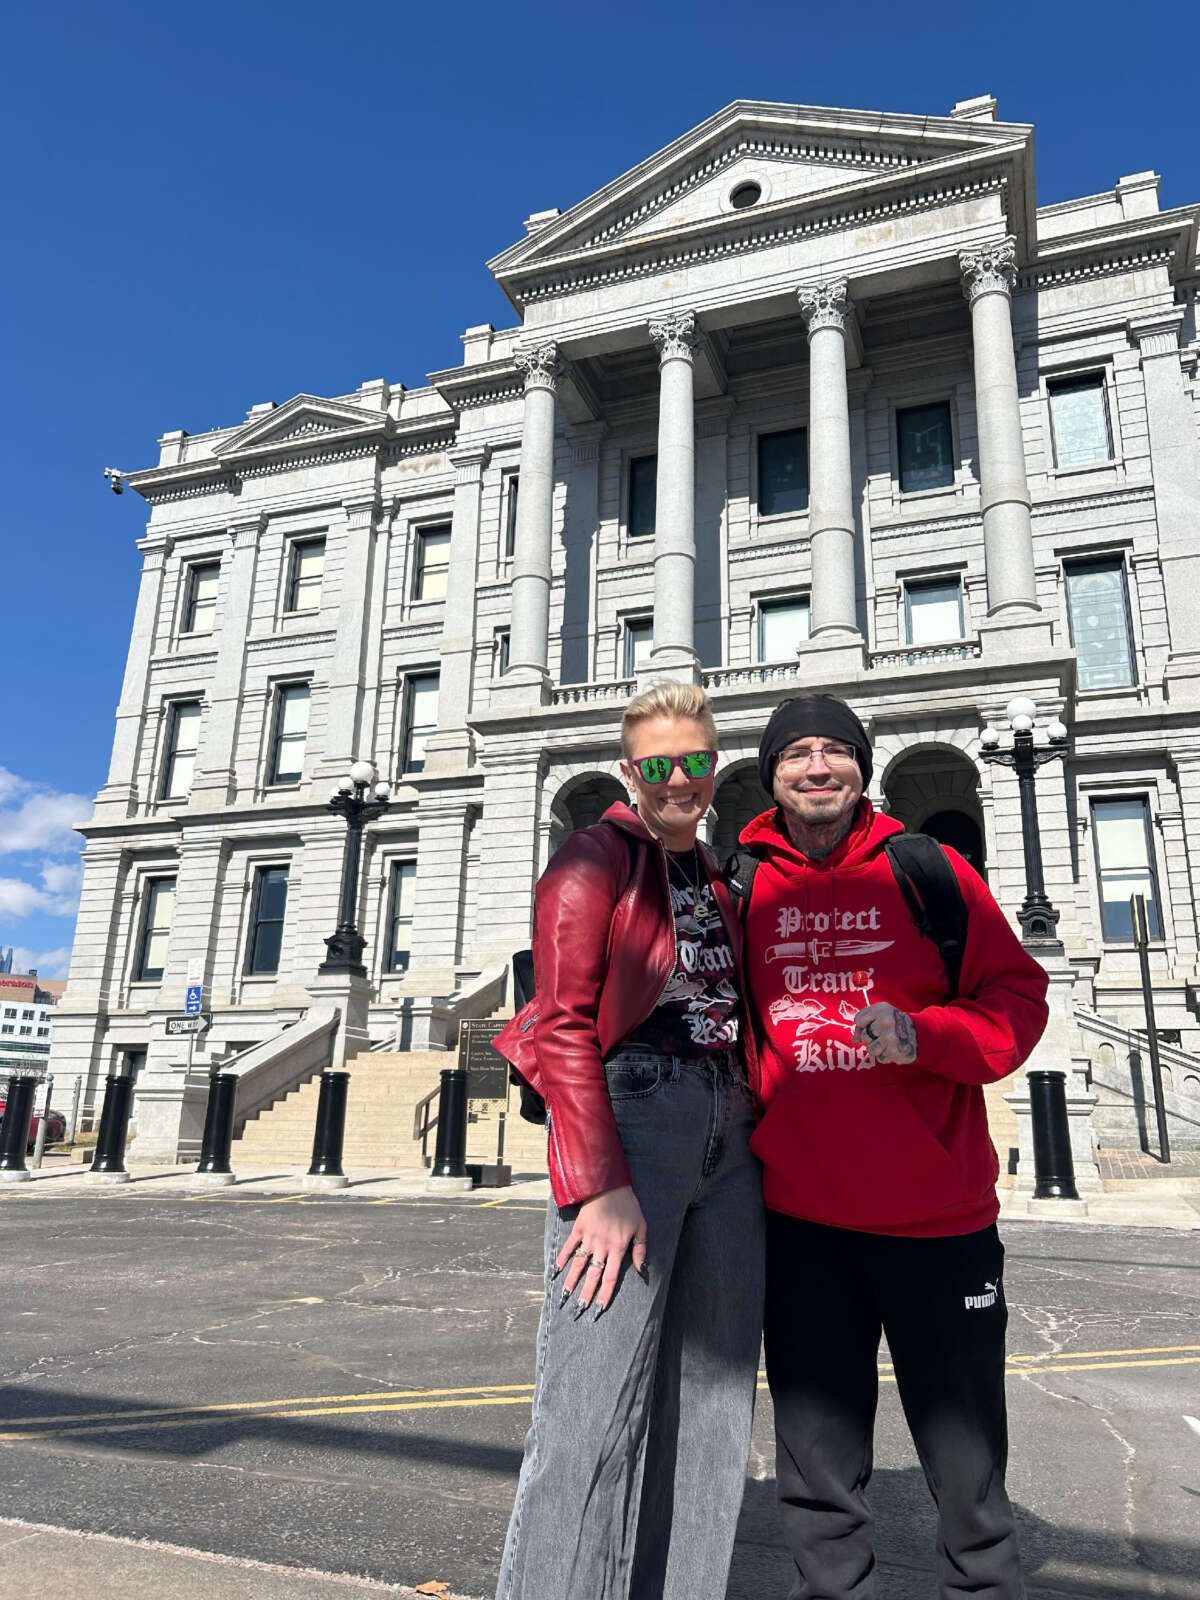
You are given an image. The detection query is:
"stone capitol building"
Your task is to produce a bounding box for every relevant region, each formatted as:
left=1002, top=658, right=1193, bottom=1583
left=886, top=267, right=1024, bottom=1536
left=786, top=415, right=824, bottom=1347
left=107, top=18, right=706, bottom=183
left=53, top=96, right=1200, bottom=1170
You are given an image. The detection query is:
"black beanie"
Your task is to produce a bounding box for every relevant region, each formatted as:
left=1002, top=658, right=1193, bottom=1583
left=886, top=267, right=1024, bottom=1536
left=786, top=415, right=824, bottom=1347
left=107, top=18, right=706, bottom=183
left=758, top=694, right=872, bottom=793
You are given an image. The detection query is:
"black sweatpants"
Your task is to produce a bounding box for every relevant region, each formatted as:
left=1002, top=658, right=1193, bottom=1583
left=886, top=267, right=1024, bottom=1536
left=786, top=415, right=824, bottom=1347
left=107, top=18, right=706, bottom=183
left=764, top=1211, right=1023, bottom=1600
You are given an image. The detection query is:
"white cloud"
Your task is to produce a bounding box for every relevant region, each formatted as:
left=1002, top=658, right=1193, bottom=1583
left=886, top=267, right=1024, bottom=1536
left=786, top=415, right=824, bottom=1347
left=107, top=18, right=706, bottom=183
left=0, top=790, right=90, bottom=856
left=39, top=860, right=84, bottom=898
left=4, top=945, right=72, bottom=980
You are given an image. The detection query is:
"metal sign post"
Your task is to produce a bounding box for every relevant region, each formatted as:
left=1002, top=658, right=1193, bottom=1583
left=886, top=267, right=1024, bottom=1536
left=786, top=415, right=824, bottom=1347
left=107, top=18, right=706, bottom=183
left=459, top=1018, right=510, bottom=1187
left=1130, top=894, right=1171, bottom=1163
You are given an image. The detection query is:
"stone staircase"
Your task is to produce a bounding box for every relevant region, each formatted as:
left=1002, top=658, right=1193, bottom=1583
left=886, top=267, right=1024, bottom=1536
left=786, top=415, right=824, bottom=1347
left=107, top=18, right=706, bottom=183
left=230, top=1049, right=549, bottom=1176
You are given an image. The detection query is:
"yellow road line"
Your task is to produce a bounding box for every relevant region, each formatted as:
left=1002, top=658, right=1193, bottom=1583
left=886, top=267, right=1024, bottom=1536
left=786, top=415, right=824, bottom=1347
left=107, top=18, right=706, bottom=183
left=4, top=1350, right=1199, bottom=1444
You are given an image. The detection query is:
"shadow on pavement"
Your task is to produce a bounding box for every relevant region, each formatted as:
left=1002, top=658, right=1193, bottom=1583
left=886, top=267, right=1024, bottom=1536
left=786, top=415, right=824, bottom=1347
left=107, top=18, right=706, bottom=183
left=729, top=1469, right=1200, bottom=1599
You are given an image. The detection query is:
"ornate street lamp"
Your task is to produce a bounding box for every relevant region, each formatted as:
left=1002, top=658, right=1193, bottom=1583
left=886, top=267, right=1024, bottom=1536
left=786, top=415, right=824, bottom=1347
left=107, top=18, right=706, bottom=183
left=979, top=698, right=1078, bottom=1202
left=319, top=759, right=391, bottom=976
left=979, top=697, right=1069, bottom=945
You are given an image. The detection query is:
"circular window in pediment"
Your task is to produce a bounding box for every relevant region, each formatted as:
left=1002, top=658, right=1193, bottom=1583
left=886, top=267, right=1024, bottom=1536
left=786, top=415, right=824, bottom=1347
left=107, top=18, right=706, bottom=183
left=730, top=181, right=762, bottom=210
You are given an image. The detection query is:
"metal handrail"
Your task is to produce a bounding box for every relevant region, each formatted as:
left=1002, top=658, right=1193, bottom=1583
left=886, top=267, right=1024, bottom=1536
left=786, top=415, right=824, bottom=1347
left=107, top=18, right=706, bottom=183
left=413, top=1085, right=439, bottom=1168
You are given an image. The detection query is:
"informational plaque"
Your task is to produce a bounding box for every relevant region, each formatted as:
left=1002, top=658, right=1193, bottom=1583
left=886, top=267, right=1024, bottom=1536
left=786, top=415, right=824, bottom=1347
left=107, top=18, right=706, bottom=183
left=459, top=1018, right=508, bottom=1100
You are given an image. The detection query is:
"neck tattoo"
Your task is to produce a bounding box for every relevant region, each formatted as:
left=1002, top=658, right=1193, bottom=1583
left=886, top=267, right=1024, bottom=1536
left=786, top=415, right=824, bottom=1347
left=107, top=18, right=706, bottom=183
left=783, top=811, right=856, bottom=862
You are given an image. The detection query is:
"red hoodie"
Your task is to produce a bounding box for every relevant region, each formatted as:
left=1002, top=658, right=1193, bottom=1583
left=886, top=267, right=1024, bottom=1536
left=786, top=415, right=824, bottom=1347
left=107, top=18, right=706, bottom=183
left=742, top=800, right=1049, bottom=1237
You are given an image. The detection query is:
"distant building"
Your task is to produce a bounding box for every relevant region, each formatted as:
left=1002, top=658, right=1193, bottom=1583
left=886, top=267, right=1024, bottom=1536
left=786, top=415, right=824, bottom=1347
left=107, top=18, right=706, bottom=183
left=53, top=96, right=1200, bottom=1162
left=0, top=971, right=57, bottom=1074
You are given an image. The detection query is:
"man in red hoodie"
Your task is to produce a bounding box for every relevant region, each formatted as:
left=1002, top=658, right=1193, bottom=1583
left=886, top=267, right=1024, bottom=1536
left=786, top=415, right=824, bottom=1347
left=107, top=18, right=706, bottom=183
left=741, top=694, right=1048, bottom=1600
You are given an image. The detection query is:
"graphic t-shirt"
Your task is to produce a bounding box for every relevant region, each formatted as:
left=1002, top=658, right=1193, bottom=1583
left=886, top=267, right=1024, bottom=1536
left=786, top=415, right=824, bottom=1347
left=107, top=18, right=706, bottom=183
left=624, top=852, right=741, bottom=1057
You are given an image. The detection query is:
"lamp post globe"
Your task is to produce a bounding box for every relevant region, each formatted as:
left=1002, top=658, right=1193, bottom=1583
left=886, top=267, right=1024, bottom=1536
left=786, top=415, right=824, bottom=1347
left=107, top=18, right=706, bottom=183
left=319, top=756, right=391, bottom=977
left=1006, top=695, right=1037, bottom=726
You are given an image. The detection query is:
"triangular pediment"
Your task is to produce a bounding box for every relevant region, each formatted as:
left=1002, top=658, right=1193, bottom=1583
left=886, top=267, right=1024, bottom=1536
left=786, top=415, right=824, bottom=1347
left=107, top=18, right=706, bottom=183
left=215, top=394, right=392, bottom=462
left=490, top=100, right=1032, bottom=304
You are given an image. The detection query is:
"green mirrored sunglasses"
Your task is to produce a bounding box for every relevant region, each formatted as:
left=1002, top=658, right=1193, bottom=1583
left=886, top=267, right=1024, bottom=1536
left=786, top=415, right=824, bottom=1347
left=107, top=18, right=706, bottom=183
left=633, top=749, right=717, bottom=783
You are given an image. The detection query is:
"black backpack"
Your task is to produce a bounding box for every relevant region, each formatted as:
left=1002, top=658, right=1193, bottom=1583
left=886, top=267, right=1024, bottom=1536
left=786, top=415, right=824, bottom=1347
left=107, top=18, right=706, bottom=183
left=724, top=830, right=968, bottom=996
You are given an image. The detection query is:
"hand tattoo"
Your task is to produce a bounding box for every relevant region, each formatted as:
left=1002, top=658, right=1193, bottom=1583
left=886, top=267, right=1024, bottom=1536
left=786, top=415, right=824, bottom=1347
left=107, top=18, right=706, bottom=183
left=894, top=1010, right=917, bottom=1063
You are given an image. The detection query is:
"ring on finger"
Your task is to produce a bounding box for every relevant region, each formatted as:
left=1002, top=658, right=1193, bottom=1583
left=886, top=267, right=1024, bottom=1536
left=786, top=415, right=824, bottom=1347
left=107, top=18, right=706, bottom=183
left=572, top=1245, right=590, bottom=1260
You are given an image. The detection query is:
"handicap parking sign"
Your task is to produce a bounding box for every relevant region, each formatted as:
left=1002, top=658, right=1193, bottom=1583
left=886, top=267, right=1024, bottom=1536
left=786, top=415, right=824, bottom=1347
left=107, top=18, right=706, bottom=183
left=185, top=984, right=203, bottom=1015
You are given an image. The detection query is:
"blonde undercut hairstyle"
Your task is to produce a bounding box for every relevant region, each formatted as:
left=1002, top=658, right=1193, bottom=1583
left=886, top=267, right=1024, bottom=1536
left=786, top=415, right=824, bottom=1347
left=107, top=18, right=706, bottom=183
left=620, top=682, right=719, bottom=757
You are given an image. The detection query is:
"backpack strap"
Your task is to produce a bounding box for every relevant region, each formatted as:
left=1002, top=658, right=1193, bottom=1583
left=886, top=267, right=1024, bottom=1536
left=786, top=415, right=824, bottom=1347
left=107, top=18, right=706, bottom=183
left=723, top=848, right=762, bottom=922
left=884, top=833, right=968, bottom=997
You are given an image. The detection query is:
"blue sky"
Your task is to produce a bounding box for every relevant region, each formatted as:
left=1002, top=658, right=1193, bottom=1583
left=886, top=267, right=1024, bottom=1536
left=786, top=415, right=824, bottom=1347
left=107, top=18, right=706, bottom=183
left=1, top=0, right=1195, bottom=975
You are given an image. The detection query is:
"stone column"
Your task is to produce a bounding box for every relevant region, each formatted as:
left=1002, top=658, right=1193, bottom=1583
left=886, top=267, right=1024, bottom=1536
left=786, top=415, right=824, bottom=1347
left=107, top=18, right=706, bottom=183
left=473, top=752, right=546, bottom=966
left=423, top=445, right=489, bottom=773
left=499, top=343, right=559, bottom=704
left=318, top=492, right=382, bottom=776
left=959, top=240, right=1042, bottom=628
left=1132, top=314, right=1200, bottom=697
left=797, top=281, right=864, bottom=659
left=93, top=541, right=170, bottom=820
left=646, top=310, right=701, bottom=682
left=190, top=513, right=265, bottom=807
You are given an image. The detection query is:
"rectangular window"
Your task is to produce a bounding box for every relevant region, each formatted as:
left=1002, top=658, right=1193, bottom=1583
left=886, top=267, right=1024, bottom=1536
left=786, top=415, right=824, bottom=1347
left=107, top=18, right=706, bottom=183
left=1065, top=559, right=1136, bottom=691
left=161, top=700, right=201, bottom=800
left=246, top=865, right=289, bottom=976
left=758, top=428, right=810, bottom=516
left=897, top=402, right=955, bottom=493
left=268, top=683, right=310, bottom=785
left=757, top=597, right=811, bottom=661
left=136, top=876, right=176, bottom=981
left=623, top=618, right=654, bottom=677
left=628, top=456, right=657, bottom=539
left=37, top=1027, right=49, bottom=1037
left=2, top=1008, right=14, bottom=1019
left=494, top=629, right=510, bottom=678
left=1091, top=797, right=1162, bottom=942
left=401, top=672, right=439, bottom=773
left=414, top=524, right=451, bottom=601
left=0, top=1026, right=11, bottom=1035
left=286, top=538, right=325, bottom=612
left=386, top=861, right=417, bottom=973
left=18, top=1026, right=31, bottom=1037
left=504, top=476, right=519, bottom=559
left=905, top=578, right=964, bottom=646
left=21, top=1010, right=33, bottom=1020
left=183, top=562, right=220, bottom=635
left=1049, top=374, right=1112, bottom=469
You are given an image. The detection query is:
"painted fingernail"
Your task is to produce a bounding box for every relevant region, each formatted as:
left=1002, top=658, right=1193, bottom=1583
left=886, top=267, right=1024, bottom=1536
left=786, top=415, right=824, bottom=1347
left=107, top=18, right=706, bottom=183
left=559, top=1286, right=571, bottom=1307
left=593, top=1301, right=607, bottom=1321
left=573, top=1298, right=589, bottom=1319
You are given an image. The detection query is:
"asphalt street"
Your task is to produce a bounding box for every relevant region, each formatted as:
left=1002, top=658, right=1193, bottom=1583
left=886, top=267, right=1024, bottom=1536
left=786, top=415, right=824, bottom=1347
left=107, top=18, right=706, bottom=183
left=0, top=1191, right=1197, bottom=1599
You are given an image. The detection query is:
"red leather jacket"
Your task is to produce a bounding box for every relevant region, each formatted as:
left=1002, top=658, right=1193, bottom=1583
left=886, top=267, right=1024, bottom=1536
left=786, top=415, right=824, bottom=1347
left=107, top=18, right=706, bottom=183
left=492, top=802, right=755, bottom=1207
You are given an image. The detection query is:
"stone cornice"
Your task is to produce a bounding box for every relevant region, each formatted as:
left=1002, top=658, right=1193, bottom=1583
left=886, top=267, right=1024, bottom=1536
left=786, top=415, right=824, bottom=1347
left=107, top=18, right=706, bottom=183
left=127, top=407, right=457, bottom=505
left=1023, top=208, right=1198, bottom=289
left=509, top=173, right=1010, bottom=308
left=428, top=358, right=525, bottom=412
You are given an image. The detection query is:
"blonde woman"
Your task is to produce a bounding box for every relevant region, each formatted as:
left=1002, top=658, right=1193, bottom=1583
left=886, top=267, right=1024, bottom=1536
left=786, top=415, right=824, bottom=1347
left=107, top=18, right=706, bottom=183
left=492, top=683, right=764, bottom=1600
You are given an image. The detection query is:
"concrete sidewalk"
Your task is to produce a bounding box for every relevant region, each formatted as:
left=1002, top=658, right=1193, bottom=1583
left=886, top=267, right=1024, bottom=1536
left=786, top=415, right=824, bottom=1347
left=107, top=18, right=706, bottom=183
left=4, top=1150, right=1199, bottom=1226
left=0, top=1518, right=473, bottom=1599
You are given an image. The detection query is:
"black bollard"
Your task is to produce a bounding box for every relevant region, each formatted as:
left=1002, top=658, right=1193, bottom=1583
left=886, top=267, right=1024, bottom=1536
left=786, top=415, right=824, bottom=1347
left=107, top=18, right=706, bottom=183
left=1028, top=1070, right=1079, bottom=1201
left=196, top=1072, right=238, bottom=1180
left=431, top=1067, right=469, bottom=1180
left=307, top=1070, right=349, bottom=1183
left=0, top=1076, right=39, bottom=1180
left=91, top=1073, right=135, bottom=1179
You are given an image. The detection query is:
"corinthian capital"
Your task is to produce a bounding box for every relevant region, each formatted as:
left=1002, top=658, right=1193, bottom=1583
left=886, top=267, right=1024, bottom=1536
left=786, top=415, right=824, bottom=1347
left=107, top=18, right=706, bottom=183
left=648, top=310, right=700, bottom=365
left=515, top=342, right=560, bottom=393
left=960, top=238, right=1017, bottom=306
left=797, top=279, right=851, bottom=337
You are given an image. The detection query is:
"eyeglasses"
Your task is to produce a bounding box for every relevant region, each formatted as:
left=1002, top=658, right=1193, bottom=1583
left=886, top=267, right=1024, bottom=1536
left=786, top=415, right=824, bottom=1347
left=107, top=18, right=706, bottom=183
left=632, top=750, right=717, bottom=783
left=776, top=742, right=859, bottom=769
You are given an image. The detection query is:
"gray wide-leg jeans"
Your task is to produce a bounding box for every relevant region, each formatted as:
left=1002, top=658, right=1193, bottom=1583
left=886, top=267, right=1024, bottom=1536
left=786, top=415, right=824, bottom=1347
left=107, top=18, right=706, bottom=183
left=496, top=1048, right=765, bottom=1600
